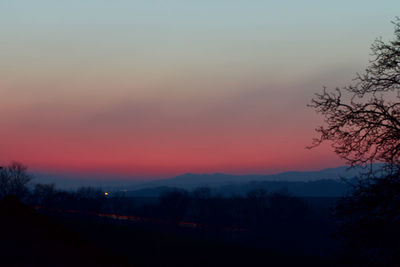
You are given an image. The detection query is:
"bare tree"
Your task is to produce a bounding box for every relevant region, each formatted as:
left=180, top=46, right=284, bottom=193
left=310, top=19, right=400, bottom=265
left=309, top=18, right=400, bottom=174
left=0, top=162, right=32, bottom=200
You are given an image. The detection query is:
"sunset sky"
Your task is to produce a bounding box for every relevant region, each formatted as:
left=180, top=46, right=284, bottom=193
left=1, top=1, right=399, bottom=179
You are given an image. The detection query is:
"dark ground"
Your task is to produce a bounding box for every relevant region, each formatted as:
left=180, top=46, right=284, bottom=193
left=0, top=195, right=340, bottom=266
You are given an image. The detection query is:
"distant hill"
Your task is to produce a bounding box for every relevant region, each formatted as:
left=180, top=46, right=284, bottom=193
left=33, top=165, right=369, bottom=193
left=123, top=165, right=363, bottom=192
left=121, top=165, right=370, bottom=198
left=124, top=179, right=351, bottom=198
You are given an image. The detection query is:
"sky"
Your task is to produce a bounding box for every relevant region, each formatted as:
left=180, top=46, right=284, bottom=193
left=0, top=1, right=399, bottom=179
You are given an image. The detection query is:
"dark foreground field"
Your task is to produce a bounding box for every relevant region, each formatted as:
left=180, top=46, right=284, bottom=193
left=0, top=195, right=337, bottom=266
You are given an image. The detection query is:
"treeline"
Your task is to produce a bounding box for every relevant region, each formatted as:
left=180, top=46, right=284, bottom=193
left=0, top=162, right=329, bottom=227
left=135, top=188, right=313, bottom=230
left=1, top=162, right=335, bottom=254
left=0, top=162, right=331, bottom=226
left=0, top=163, right=131, bottom=214
left=133, top=188, right=335, bottom=254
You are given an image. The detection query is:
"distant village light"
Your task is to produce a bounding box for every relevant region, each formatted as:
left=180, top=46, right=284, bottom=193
left=104, top=192, right=109, bottom=196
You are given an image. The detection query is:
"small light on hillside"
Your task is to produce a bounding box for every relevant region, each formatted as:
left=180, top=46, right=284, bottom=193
left=104, top=192, right=109, bottom=196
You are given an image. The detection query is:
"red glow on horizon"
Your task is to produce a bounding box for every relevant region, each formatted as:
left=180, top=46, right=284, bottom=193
left=1, top=140, right=343, bottom=179
left=0, top=95, right=342, bottom=179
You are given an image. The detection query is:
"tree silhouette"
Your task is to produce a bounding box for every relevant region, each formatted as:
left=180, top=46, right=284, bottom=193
left=0, top=162, right=32, bottom=200
left=310, top=19, right=400, bottom=174
left=310, top=19, right=400, bottom=265
left=159, top=190, right=189, bottom=226
left=191, top=187, right=212, bottom=227
left=334, top=173, right=400, bottom=264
